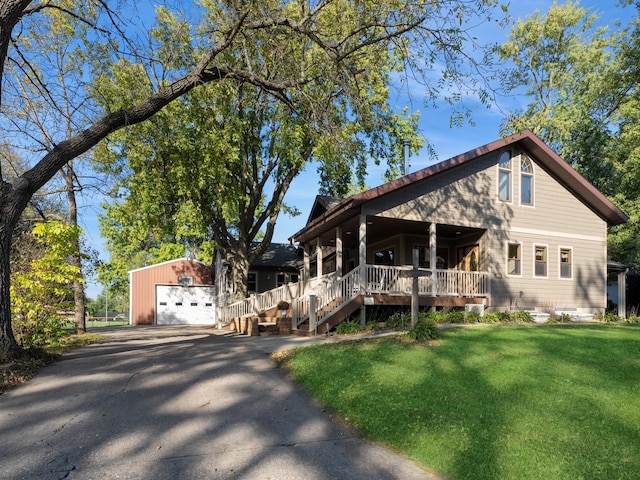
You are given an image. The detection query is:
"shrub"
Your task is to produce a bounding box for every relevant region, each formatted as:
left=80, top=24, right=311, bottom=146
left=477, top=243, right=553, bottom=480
left=406, top=313, right=441, bottom=341
left=496, top=311, right=513, bottom=322
left=336, top=320, right=360, bottom=334
left=482, top=312, right=500, bottom=323
left=445, top=310, right=465, bottom=324
left=464, top=311, right=483, bottom=323
left=365, top=320, right=380, bottom=331
left=514, top=310, right=533, bottom=322
left=385, top=311, right=406, bottom=329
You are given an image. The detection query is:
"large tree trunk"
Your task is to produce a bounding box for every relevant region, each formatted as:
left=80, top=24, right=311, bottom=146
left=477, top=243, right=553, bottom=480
left=0, top=181, right=30, bottom=357
left=63, top=164, right=86, bottom=334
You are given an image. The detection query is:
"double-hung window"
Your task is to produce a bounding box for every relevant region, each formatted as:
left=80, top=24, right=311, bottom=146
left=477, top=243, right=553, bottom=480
left=507, top=243, right=522, bottom=276
left=534, top=246, right=548, bottom=277
left=560, top=248, right=572, bottom=279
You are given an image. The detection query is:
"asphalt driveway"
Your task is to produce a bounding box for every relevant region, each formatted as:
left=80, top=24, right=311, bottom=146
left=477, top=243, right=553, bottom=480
left=0, top=326, right=439, bottom=479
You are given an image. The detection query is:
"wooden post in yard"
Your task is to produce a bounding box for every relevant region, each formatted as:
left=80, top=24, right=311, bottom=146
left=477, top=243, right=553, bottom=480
left=411, top=248, right=419, bottom=327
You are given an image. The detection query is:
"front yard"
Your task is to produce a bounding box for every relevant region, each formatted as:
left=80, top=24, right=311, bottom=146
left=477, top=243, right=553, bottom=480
left=279, top=324, right=640, bottom=480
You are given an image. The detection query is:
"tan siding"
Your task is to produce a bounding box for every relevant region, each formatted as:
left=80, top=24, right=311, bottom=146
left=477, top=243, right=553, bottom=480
left=130, top=260, right=213, bottom=325
left=364, top=148, right=609, bottom=312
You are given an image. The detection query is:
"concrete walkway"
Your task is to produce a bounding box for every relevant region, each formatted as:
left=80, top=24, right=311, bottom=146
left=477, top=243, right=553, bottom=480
left=0, top=326, right=440, bottom=480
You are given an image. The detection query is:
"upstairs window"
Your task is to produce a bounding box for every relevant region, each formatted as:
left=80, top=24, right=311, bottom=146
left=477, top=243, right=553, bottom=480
left=498, top=151, right=512, bottom=202
left=521, top=155, right=534, bottom=205
left=535, top=246, right=547, bottom=277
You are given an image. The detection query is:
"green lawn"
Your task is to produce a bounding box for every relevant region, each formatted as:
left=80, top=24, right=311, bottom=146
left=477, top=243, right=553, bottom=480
left=281, top=325, right=640, bottom=480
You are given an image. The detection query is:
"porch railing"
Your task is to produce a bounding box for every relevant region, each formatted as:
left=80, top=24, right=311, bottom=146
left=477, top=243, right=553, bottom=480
left=218, top=265, right=488, bottom=328
left=216, top=281, right=300, bottom=326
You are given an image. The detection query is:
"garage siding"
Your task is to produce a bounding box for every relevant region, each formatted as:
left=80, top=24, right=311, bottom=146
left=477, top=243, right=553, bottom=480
left=129, top=259, right=213, bottom=325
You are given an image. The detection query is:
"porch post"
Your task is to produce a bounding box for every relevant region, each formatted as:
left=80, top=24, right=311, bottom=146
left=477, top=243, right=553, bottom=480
left=336, top=227, right=343, bottom=279
left=303, top=245, right=310, bottom=293
left=316, top=237, right=323, bottom=278
left=430, top=222, right=437, bottom=296
left=359, top=214, right=367, bottom=293
left=618, top=268, right=628, bottom=318
left=359, top=214, right=367, bottom=327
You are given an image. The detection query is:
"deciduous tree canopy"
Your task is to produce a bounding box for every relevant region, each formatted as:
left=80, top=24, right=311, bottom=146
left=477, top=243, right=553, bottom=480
left=0, top=0, right=505, bottom=357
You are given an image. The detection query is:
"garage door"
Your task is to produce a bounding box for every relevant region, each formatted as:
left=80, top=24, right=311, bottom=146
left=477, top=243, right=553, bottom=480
left=156, top=285, right=216, bottom=325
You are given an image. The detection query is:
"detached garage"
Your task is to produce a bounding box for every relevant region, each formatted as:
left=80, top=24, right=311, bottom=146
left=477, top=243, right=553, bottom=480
left=129, top=258, right=215, bottom=326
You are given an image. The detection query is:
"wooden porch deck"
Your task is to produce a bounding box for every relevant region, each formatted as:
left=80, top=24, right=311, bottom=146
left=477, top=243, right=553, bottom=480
left=217, top=264, right=489, bottom=334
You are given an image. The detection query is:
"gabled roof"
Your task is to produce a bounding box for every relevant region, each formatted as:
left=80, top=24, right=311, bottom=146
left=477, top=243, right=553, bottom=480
left=250, top=242, right=301, bottom=269
left=306, top=195, right=342, bottom=223
left=290, top=130, right=628, bottom=244
left=128, top=257, right=210, bottom=274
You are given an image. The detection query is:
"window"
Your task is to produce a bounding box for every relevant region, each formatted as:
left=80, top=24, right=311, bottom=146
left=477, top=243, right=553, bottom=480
left=498, top=151, right=512, bottom=202
left=248, top=272, right=257, bottom=293
left=507, top=243, right=521, bottom=275
left=560, top=248, right=572, bottom=279
left=535, top=246, right=547, bottom=277
left=521, top=155, right=534, bottom=205
left=276, top=273, right=286, bottom=287
left=416, top=245, right=429, bottom=267
left=374, top=247, right=395, bottom=265
left=178, top=276, right=193, bottom=286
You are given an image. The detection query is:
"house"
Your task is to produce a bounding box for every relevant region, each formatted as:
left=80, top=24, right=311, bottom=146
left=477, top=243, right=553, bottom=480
left=218, top=130, right=628, bottom=332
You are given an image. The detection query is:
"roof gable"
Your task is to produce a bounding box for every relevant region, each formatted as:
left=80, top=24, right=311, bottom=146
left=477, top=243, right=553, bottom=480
left=128, top=258, right=210, bottom=274
left=290, top=130, right=628, bottom=243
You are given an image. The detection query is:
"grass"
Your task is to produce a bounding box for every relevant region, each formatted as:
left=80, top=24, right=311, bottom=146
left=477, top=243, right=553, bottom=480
left=0, top=332, right=104, bottom=395
left=279, top=324, right=640, bottom=480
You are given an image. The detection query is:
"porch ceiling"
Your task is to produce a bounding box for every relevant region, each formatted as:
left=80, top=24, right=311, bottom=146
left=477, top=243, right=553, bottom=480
left=313, top=216, right=480, bottom=249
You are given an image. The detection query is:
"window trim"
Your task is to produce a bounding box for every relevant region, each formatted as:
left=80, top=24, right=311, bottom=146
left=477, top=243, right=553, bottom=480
left=498, top=150, right=513, bottom=203
left=520, top=154, right=534, bottom=207
left=533, top=244, right=548, bottom=278
left=506, top=241, right=523, bottom=277
left=559, top=246, right=573, bottom=280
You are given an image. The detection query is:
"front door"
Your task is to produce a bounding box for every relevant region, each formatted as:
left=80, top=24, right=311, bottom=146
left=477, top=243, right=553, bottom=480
left=457, top=245, right=479, bottom=271
left=457, top=245, right=480, bottom=295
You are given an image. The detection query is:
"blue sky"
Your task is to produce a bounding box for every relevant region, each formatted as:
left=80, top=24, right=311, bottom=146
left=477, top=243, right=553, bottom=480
left=81, top=0, right=630, bottom=298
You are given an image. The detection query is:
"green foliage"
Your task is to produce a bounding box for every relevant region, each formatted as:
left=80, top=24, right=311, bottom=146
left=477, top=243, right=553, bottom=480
left=514, top=310, right=533, bottom=323
left=336, top=320, right=361, bottom=335
left=406, top=312, right=441, bottom=341
left=365, top=320, right=380, bottom=331
left=385, top=311, right=406, bottom=330
left=10, top=221, right=83, bottom=348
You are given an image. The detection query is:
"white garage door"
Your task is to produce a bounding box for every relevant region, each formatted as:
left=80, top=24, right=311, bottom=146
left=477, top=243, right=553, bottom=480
left=156, top=285, right=216, bottom=325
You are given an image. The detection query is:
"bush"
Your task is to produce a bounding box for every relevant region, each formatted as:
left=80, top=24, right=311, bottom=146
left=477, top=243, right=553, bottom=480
left=482, top=312, right=500, bottom=323
left=365, top=320, right=380, bottom=331
left=444, top=310, right=465, bottom=323
left=464, top=311, right=483, bottom=323
left=336, top=320, right=361, bottom=334
left=406, top=313, right=441, bottom=341
left=385, top=311, right=406, bottom=329
left=514, top=310, right=533, bottom=322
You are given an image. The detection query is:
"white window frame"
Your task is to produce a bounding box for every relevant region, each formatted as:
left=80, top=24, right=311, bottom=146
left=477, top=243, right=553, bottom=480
left=506, top=241, right=523, bottom=277
left=498, top=150, right=513, bottom=203
left=533, top=244, right=548, bottom=278
left=520, top=154, right=534, bottom=207
left=559, top=247, right=573, bottom=280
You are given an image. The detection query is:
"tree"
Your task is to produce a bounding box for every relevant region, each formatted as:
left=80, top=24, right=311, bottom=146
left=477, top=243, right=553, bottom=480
left=498, top=0, right=640, bottom=265
left=0, top=0, right=505, bottom=357
left=10, top=221, right=83, bottom=348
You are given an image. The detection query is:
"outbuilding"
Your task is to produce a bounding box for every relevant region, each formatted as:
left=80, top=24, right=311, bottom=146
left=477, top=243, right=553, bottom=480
left=128, top=258, right=215, bottom=325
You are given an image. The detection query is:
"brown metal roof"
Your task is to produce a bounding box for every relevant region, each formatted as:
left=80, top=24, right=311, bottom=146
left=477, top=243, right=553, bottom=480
left=289, top=130, right=628, bottom=244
